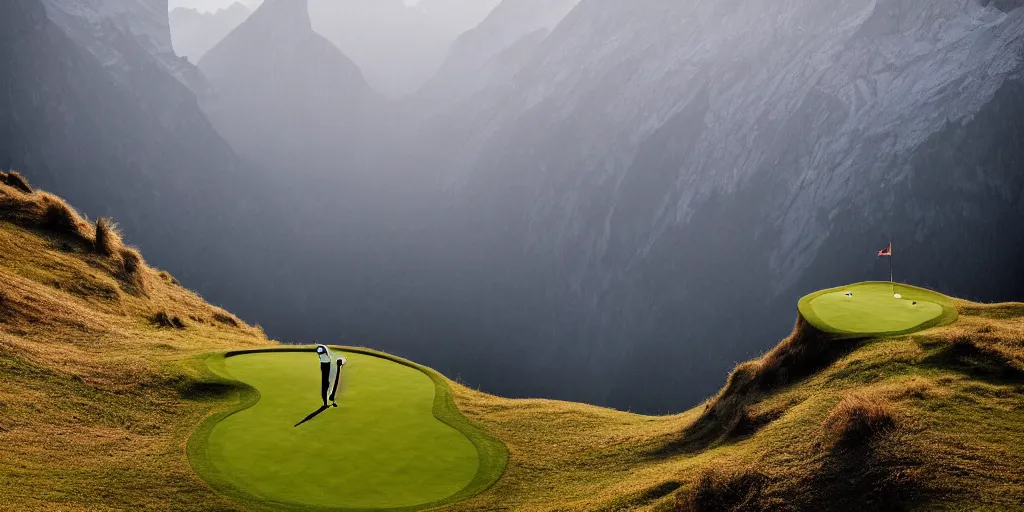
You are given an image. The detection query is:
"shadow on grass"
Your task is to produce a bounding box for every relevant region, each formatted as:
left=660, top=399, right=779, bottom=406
left=294, top=405, right=329, bottom=427
left=919, top=345, right=1024, bottom=385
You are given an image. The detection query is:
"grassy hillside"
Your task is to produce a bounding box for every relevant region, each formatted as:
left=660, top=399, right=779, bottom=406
left=1, top=173, right=1022, bottom=511
left=444, top=308, right=1024, bottom=511
left=0, top=172, right=272, bottom=511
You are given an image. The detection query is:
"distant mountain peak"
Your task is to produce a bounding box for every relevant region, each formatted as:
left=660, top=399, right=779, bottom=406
left=198, top=0, right=373, bottom=170
left=248, top=0, right=310, bottom=32
left=223, top=2, right=250, bottom=14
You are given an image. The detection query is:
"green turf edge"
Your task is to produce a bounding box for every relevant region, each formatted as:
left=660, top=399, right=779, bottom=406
left=183, top=346, right=509, bottom=512
left=797, top=281, right=959, bottom=338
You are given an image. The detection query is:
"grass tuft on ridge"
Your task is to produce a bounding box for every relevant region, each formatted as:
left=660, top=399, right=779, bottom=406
left=822, top=391, right=898, bottom=449
left=0, top=170, right=33, bottom=194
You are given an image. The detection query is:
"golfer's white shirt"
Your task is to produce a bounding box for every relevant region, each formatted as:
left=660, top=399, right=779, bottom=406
left=316, top=345, right=333, bottom=364
left=316, top=346, right=347, bottom=395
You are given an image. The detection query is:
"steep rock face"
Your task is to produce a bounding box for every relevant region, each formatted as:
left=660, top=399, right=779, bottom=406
left=42, top=0, right=207, bottom=91
left=44, top=0, right=174, bottom=56
left=409, top=0, right=1024, bottom=411
left=169, top=3, right=250, bottom=62
left=199, top=0, right=376, bottom=172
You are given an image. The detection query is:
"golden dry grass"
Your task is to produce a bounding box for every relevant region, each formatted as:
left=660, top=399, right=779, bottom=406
left=0, top=178, right=271, bottom=511
left=673, top=466, right=767, bottom=512
left=821, top=391, right=898, bottom=449
left=93, top=217, right=119, bottom=257
left=1, top=178, right=1023, bottom=511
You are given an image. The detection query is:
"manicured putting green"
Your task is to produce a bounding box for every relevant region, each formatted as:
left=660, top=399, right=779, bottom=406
left=799, top=282, right=957, bottom=337
left=202, top=351, right=479, bottom=509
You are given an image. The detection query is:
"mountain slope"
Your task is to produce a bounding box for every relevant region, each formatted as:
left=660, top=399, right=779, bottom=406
left=0, top=0, right=264, bottom=298
left=415, top=0, right=581, bottom=109
left=199, top=0, right=376, bottom=172
left=2, top=180, right=1022, bottom=511
left=42, top=0, right=208, bottom=92
left=0, top=0, right=306, bottom=411
left=403, top=0, right=1024, bottom=412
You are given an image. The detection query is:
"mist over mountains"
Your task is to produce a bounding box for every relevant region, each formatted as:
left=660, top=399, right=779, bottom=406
left=169, top=2, right=250, bottom=62
left=310, top=0, right=499, bottom=97
left=169, top=0, right=260, bottom=12
left=414, top=0, right=581, bottom=111
left=3, top=0, right=1022, bottom=413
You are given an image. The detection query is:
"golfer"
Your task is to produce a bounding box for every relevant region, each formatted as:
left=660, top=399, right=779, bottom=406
left=315, top=345, right=334, bottom=407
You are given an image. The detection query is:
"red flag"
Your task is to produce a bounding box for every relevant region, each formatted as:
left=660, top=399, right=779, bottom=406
left=878, top=243, right=892, bottom=257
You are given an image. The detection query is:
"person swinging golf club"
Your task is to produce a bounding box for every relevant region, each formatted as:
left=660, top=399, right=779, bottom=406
left=315, top=344, right=347, bottom=408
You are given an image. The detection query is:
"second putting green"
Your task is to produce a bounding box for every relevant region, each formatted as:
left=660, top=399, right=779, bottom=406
left=799, top=282, right=957, bottom=336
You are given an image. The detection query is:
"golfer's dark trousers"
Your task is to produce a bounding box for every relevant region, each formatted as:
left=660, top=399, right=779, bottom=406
left=329, top=360, right=342, bottom=402
left=320, top=362, right=330, bottom=406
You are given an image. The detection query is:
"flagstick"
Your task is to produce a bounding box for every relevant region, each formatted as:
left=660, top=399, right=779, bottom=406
left=890, top=240, right=895, bottom=296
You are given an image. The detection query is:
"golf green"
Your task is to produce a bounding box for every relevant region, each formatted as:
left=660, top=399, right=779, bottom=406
left=799, top=282, right=958, bottom=337
left=189, top=350, right=497, bottom=510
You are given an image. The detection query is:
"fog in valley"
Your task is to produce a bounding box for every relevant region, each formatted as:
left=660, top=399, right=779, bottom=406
left=3, top=0, right=1023, bottom=413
